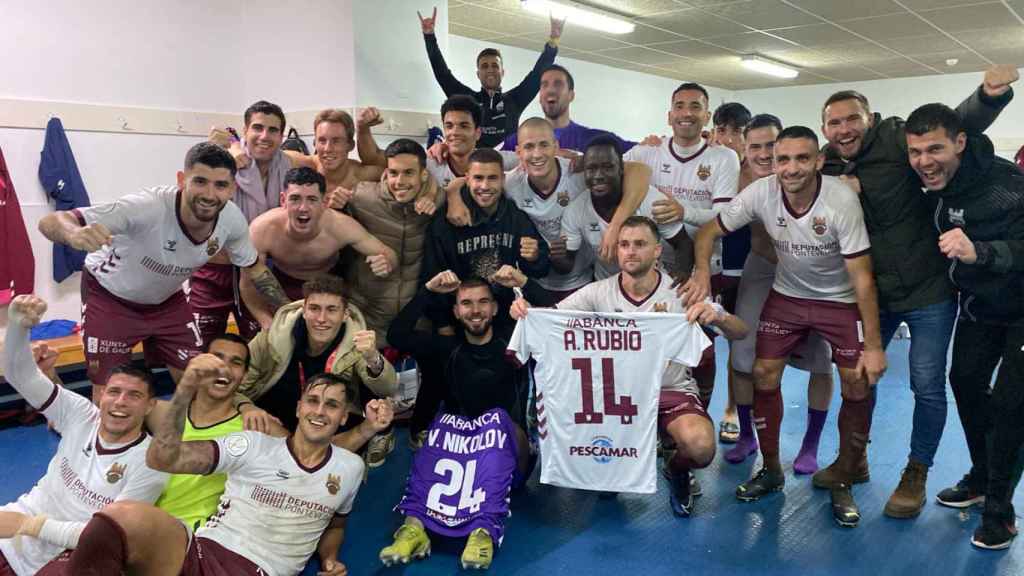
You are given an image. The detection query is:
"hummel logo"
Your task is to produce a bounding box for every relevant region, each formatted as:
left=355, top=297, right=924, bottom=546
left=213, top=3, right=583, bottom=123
left=776, top=216, right=787, bottom=227
left=276, top=469, right=290, bottom=480
left=589, top=222, right=601, bottom=232
left=163, top=240, right=177, bottom=252
left=83, top=443, right=93, bottom=457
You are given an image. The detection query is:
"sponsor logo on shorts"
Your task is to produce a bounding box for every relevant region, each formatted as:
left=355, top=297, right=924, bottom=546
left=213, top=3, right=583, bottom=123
left=812, top=216, right=827, bottom=236
left=757, top=319, right=791, bottom=336
left=87, top=337, right=99, bottom=353
left=326, top=473, right=341, bottom=495
left=697, top=164, right=712, bottom=181
left=570, top=435, right=638, bottom=463
left=88, top=338, right=131, bottom=355
left=106, top=462, right=126, bottom=484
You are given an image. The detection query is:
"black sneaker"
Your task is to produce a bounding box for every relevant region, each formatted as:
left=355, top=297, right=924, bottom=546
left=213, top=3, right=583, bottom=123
left=831, top=482, right=861, bottom=527
left=736, top=468, right=785, bottom=502
left=936, top=474, right=985, bottom=508
left=972, top=515, right=1018, bottom=550
left=669, top=470, right=694, bottom=517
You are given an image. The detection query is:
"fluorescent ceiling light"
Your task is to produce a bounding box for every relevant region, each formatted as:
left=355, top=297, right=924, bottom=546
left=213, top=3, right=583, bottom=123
left=741, top=55, right=799, bottom=79
left=521, top=0, right=636, bottom=35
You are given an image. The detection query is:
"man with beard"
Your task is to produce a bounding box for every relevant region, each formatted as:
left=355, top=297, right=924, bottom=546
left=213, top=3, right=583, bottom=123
left=32, top=370, right=365, bottom=576
left=38, top=143, right=290, bottom=397
left=683, top=126, right=885, bottom=528
left=556, top=135, right=689, bottom=282
left=904, top=103, right=1024, bottom=549
left=239, top=166, right=397, bottom=330
left=420, top=148, right=551, bottom=335
left=816, top=65, right=1018, bottom=520
left=418, top=7, right=563, bottom=148
left=510, top=216, right=747, bottom=516
left=724, top=115, right=834, bottom=473
left=501, top=65, right=635, bottom=153
left=0, top=295, right=168, bottom=576
left=382, top=276, right=531, bottom=570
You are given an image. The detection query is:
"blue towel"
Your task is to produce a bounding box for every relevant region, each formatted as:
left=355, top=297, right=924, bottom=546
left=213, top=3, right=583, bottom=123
left=29, top=320, right=79, bottom=341
left=39, top=118, right=92, bottom=282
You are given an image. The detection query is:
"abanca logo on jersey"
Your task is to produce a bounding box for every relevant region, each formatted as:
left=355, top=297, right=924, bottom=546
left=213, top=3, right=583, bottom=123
left=569, top=435, right=639, bottom=463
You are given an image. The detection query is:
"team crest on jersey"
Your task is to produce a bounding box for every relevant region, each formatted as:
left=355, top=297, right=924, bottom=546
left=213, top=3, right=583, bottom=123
left=812, top=216, right=827, bottom=236
left=557, top=191, right=570, bottom=207
left=326, top=473, right=341, bottom=495
left=106, top=462, right=126, bottom=484
left=653, top=302, right=668, bottom=313
left=948, top=208, right=965, bottom=227
left=697, top=164, right=712, bottom=181
left=205, top=237, right=220, bottom=256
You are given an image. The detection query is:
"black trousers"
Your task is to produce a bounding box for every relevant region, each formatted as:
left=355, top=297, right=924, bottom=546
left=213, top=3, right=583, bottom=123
left=949, top=317, right=1024, bottom=519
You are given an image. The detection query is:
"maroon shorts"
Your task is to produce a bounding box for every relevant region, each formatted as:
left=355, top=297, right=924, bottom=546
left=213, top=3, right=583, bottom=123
left=696, top=342, right=715, bottom=370
left=657, top=390, right=710, bottom=433
left=188, top=262, right=237, bottom=346
left=711, top=274, right=740, bottom=314
left=0, top=550, right=16, bottom=576
left=182, top=536, right=265, bottom=576
left=81, top=272, right=201, bottom=384
left=756, top=290, right=862, bottom=369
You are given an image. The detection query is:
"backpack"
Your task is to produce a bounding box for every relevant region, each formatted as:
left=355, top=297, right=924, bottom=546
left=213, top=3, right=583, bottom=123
left=280, top=127, right=310, bottom=155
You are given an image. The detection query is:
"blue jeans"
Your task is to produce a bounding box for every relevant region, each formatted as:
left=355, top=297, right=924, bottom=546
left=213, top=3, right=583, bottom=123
left=879, top=298, right=957, bottom=467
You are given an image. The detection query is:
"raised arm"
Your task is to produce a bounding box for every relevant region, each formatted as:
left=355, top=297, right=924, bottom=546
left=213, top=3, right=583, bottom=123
left=420, top=7, right=473, bottom=96
left=507, top=15, right=563, bottom=106
left=955, top=65, right=1018, bottom=135
left=38, top=211, right=112, bottom=252
left=3, top=296, right=59, bottom=408
left=146, top=354, right=227, bottom=474
left=356, top=107, right=387, bottom=168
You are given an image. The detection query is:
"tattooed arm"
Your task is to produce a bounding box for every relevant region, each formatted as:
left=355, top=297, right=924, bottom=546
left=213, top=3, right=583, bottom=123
left=240, top=256, right=291, bottom=312
left=145, top=354, right=225, bottom=474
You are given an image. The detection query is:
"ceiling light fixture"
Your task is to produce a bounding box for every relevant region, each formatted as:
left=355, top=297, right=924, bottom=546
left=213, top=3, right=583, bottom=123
left=521, top=0, right=636, bottom=35
left=740, top=55, right=799, bottom=79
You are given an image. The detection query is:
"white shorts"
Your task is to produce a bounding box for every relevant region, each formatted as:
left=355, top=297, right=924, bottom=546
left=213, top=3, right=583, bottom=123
left=730, top=252, right=832, bottom=374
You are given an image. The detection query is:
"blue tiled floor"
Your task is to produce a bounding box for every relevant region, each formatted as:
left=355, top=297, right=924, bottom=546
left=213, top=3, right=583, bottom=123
left=1, top=339, right=1020, bottom=575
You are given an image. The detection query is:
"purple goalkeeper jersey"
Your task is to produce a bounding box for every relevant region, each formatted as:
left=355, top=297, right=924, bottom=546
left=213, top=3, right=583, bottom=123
left=501, top=120, right=636, bottom=153
left=396, top=408, right=519, bottom=543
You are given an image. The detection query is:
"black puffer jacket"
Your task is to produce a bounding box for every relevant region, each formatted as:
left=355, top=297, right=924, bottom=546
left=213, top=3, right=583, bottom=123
left=928, top=133, right=1024, bottom=325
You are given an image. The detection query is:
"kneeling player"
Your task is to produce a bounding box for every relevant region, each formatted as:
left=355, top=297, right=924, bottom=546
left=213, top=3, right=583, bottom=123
left=36, top=370, right=365, bottom=576
left=382, top=275, right=533, bottom=569
left=512, top=216, right=748, bottom=516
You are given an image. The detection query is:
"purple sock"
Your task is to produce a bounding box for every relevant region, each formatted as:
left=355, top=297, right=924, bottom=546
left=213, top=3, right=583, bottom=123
left=794, top=408, right=828, bottom=475
left=725, top=404, right=758, bottom=464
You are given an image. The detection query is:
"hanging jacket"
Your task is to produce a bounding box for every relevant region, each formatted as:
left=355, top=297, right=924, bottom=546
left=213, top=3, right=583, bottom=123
left=0, top=145, right=35, bottom=305
left=928, top=133, right=1024, bottom=326
left=39, top=117, right=91, bottom=282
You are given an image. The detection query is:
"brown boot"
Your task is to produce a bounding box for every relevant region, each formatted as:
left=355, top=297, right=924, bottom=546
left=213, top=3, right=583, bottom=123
left=812, top=450, right=870, bottom=489
left=884, top=459, right=929, bottom=518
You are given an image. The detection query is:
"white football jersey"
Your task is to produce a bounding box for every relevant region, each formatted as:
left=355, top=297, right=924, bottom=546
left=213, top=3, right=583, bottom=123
left=718, top=175, right=870, bottom=303
left=557, top=271, right=709, bottom=394
left=196, top=432, right=364, bottom=576
left=561, top=187, right=684, bottom=281
left=77, top=186, right=257, bottom=304
left=625, top=140, right=740, bottom=274
left=427, top=152, right=520, bottom=189
left=0, top=386, right=168, bottom=576
left=509, top=308, right=709, bottom=493
left=504, top=158, right=591, bottom=291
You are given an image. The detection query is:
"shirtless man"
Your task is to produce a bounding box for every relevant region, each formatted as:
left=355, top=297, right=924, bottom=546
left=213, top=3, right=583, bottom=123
left=239, top=166, right=397, bottom=329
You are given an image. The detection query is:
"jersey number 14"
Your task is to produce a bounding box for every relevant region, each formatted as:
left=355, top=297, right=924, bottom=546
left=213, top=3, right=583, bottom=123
left=572, top=357, right=638, bottom=425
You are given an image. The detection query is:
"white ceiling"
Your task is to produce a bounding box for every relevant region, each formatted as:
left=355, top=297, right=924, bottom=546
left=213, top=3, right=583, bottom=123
left=449, top=0, right=1024, bottom=90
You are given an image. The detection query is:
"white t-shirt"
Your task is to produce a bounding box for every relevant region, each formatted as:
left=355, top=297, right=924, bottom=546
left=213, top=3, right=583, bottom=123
left=508, top=308, right=709, bottom=494
left=427, top=152, right=520, bottom=189
left=561, top=186, right=684, bottom=281
left=77, top=186, right=257, bottom=305
left=504, top=158, right=591, bottom=291
left=196, top=432, right=364, bottom=576
left=718, top=175, right=871, bottom=303
left=0, top=386, right=168, bottom=576
left=557, top=271, right=709, bottom=394
left=625, top=140, right=740, bottom=275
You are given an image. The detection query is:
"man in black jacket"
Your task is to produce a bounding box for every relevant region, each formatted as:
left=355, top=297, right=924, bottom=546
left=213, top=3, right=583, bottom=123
left=418, top=7, right=563, bottom=148
left=904, top=102, right=1024, bottom=550
left=815, top=65, right=1018, bottom=520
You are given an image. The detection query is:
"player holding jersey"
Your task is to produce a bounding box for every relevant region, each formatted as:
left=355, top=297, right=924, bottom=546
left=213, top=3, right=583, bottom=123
left=46, top=369, right=365, bottom=576
left=37, top=142, right=291, bottom=398
left=512, top=216, right=747, bottom=516
left=0, top=295, right=168, bottom=576
left=683, top=126, right=886, bottom=527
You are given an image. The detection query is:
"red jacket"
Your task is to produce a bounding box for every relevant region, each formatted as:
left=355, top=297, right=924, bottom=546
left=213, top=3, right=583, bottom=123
left=0, top=146, right=34, bottom=305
